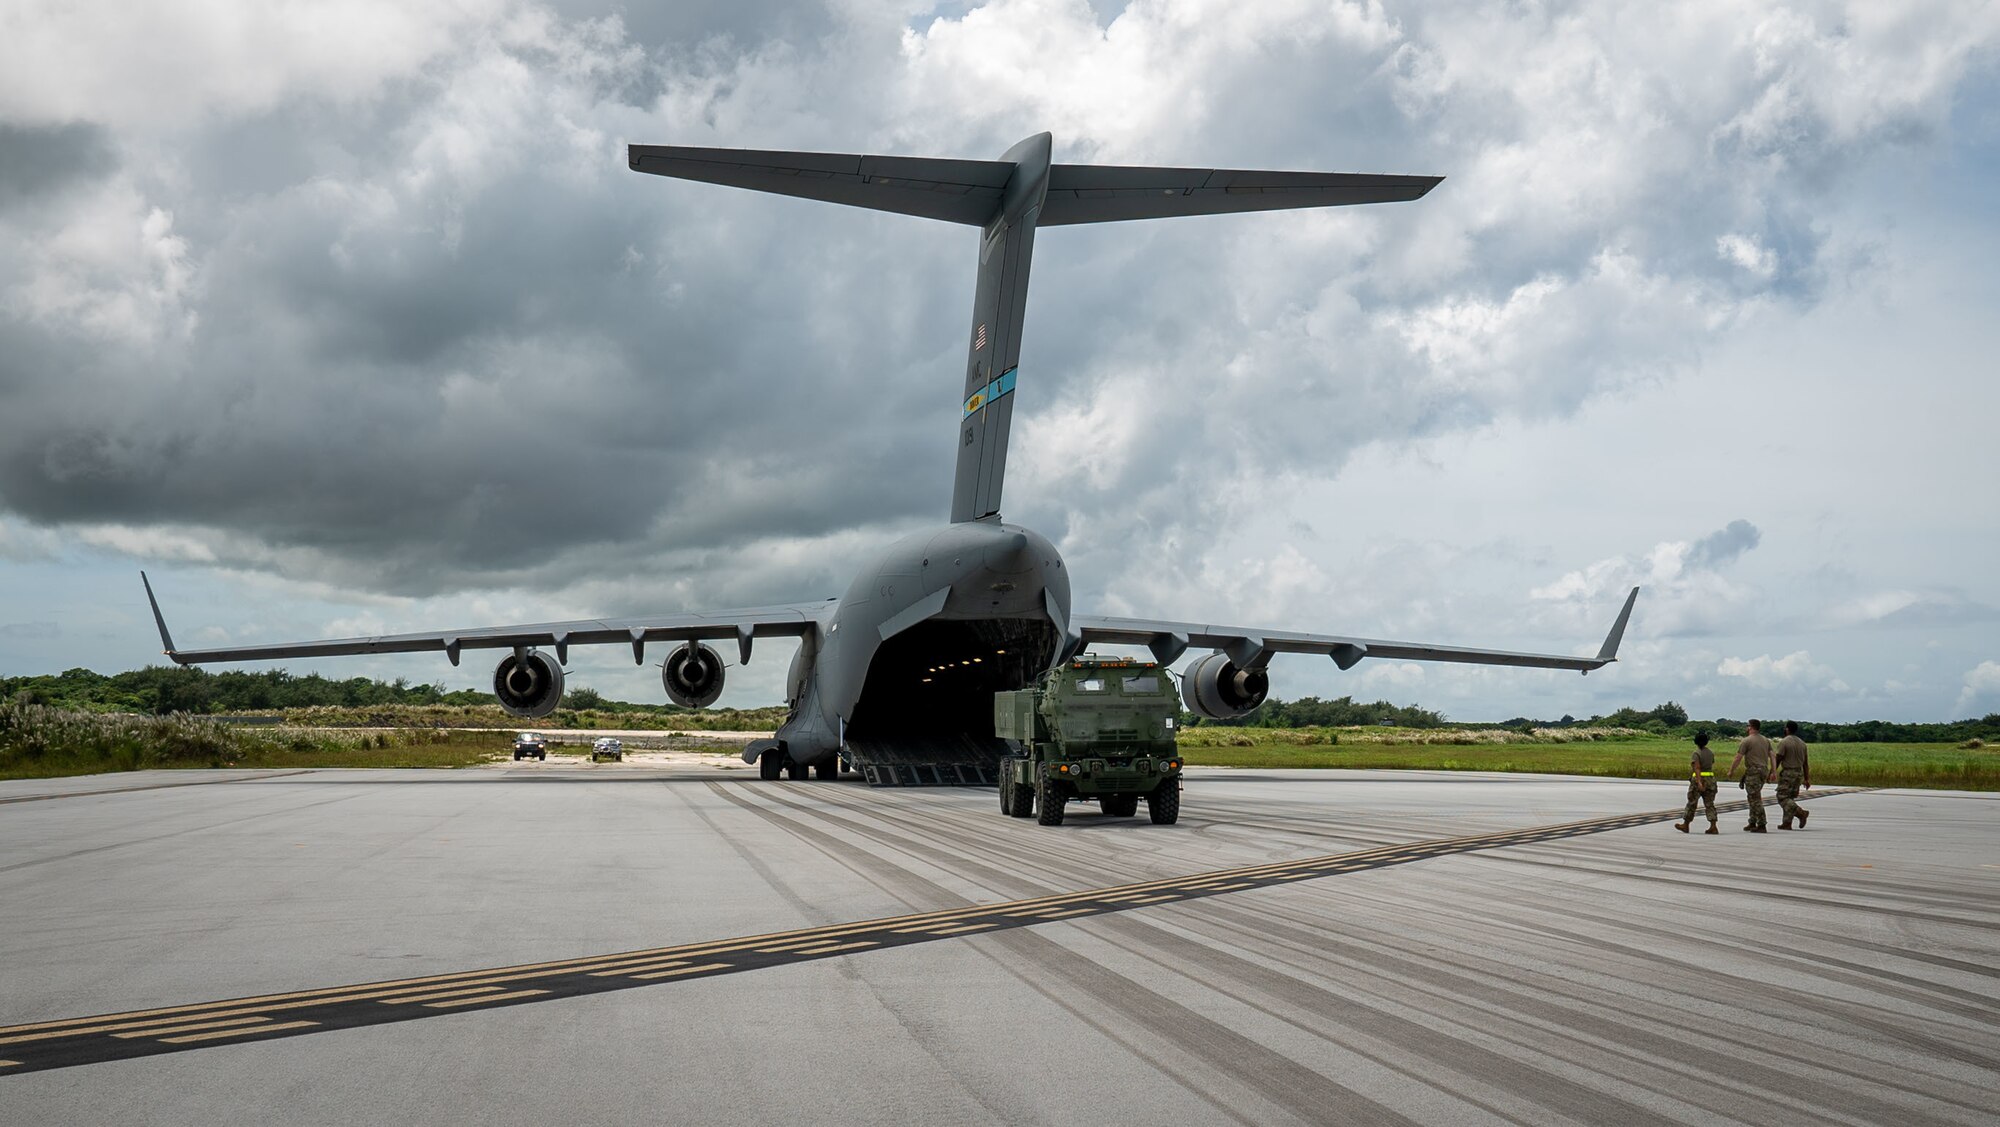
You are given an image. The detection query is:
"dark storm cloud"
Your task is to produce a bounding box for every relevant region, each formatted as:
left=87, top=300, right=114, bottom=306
left=1686, top=519, right=1762, bottom=571
left=0, top=122, right=115, bottom=210
left=0, top=0, right=1989, bottom=624
left=0, top=10, right=973, bottom=597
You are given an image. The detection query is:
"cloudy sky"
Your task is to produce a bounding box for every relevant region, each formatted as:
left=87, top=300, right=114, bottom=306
left=2, top=0, right=1996, bottom=722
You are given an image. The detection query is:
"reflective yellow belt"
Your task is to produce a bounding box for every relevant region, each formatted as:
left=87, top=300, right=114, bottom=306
left=1693, top=771, right=1714, bottom=778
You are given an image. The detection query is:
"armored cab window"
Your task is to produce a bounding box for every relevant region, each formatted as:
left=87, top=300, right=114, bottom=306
left=1121, top=676, right=1159, bottom=693
left=1075, top=678, right=1106, bottom=692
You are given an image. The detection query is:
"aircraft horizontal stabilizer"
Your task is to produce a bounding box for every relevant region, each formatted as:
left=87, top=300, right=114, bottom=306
left=628, top=144, right=1442, bottom=229
left=1039, top=165, right=1441, bottom=225
left=628, top=145, right=1012, bottom=225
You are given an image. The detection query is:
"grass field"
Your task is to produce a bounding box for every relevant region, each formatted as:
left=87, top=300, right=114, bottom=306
left=6, top=700, right=1995, bottom=790
left=1177, top=726, right=2000, bottom=790
left=0, top=701, right=512, bottom=780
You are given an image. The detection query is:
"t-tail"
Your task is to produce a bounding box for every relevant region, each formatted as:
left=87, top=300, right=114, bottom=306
left=628, top=134, right=1441, bottom=522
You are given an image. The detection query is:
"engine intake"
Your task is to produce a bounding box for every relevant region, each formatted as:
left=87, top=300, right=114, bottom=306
left=493, top=649, right=565, bottom=719
left=1181, top=651, right=1268, bottom=720
left=663, top=642, right=725, bottom=709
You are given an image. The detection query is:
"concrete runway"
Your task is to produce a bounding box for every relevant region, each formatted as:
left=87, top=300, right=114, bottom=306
left=1, top=766, right=1994, bottom=1125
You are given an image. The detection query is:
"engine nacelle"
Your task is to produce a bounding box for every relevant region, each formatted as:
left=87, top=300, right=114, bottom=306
left=493, top=649, right=565, bottom=719
left=662, top=642, right=725, bottom=709
left=1180, top=651, right=1269, bottom=720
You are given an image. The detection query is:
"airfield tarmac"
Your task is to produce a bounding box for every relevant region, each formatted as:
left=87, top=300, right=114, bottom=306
left=0, top=765, right=1994, bottom=1126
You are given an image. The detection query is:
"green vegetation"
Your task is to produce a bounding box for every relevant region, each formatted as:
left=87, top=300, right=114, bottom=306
left=1185, top=694, right=2000, bottom=747
left=0, top=666, right=786, bottom=731
left=9, top=669, right=2000, bottom=789
left=0, top=699, right=509, bottom=781
left=1178, top=726, right=2000, bottom=790
left=1187, top=694, right=1445, bottom=729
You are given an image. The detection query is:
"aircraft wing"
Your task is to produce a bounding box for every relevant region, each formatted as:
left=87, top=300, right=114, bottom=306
left=141, top=573, right=825, bottom=668
left=1070, top=588, right=1639, bottom=673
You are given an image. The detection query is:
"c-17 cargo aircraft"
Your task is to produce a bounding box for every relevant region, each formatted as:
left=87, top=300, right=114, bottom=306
left=142, top=132, right=1639, bottom=786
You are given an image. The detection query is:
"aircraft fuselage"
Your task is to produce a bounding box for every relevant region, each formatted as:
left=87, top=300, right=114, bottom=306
left=766, top=519, right=1070, bottom=765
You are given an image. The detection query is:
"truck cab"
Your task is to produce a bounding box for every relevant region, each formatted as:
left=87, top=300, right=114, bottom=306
left=993, top=655, right=1183, bottom=826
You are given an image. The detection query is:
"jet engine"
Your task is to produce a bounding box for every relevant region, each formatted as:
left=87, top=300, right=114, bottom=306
left=662, top=642, right=726, bottom=709
left=493, top=649, right=565, bottom=719
left=1180, top=651, right=1269, bottom=720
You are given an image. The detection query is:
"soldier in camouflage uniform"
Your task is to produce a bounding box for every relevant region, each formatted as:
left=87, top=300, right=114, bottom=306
left=1727, top=719, right=1773, bottom=833
left=1774, top=719, right=1813, bottom=830
left=1674, top=731, right=1720, bottom=834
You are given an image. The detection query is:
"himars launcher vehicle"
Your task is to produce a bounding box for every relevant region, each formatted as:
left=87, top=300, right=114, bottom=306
left=142, top=132, right=1639, bottom=788
left=995, top=654, right=1184, bottom=827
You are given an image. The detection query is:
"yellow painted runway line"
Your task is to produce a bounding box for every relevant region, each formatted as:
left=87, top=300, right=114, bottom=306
left=789, top=941, right=878, bottom=956
left=424, top=989, right=549, bottom=1009
left=630, top=963, right=731, bottom=981
left=161, top=1021, right=317, bottom=1044
left=111, top=1016, right=271, bottom=1041
left=910, top=922, right=995, bottom=936
left=757, top=938, right=844, bottom=953
left=375, top=986, right=505, bottom=1006
left=589, top=959, right=687, bottom=978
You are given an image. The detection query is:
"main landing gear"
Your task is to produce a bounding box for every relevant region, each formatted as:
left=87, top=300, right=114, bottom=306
left=759, top=747, right=841, bottom=781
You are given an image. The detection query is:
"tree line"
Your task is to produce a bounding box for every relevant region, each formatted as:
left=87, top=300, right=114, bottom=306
left=1, top=666, right=661, bottom=717
left=7, top=669, right=1999, bottom=743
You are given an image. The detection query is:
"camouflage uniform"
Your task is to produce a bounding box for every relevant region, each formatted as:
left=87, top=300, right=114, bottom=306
left=1736, top=732, right=1773, bottom=831
left=1774, top=732, right=1811, bottom=829
left=1679, top=744, right=1718, bottom=830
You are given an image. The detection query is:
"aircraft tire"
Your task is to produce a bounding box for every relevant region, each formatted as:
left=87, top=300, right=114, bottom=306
left=813, top=758, right=837, bottom=781
left=1146, top=782, right=1180, bottom=825
left=784, top=760, right=805, bottom=781
left=758, top=749, right=783, bottom=781
left=1036, top=782, right=1065, bottom=826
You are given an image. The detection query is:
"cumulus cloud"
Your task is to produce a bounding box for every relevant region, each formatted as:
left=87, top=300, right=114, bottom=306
left=1957, top=661, right=2000, bottom=716
left=1717, top=650, right=1849, bottom=693
left=1531, top=519, right=1764, bottom=639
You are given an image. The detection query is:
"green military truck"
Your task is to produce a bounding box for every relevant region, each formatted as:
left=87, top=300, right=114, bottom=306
left=993, top=655, right=1183, bottom=826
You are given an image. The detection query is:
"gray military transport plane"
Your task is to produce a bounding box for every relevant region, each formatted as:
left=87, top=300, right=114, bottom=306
left=142, top=132, right=1639, bottom=786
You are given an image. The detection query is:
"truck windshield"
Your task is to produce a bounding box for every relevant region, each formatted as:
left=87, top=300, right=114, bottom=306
left=1075, top=678, right=1106, bottom=692
left=1121, top=676, right=1159, bottom=693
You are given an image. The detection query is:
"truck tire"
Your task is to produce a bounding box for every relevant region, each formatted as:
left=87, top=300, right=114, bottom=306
left=1009, top=781, right=1037, bottom=818
left=814, top=758, right=837, bottom=780
left=1102, top=795, right=1138, bottom=818
left=1036, top=782, right=1066, bottom=826
left=1146, top=782, right=1181, bottom=825
left=998, top=758, right=1018, bottom=814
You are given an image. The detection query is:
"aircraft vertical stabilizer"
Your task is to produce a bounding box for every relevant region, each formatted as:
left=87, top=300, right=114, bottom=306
left=628, top=136, right=1442, bottom=522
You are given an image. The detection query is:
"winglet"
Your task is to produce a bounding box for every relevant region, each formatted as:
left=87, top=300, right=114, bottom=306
left=139, top=571, right=182, bottom=662
left=1596, top=587, right=1640, bottom=663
